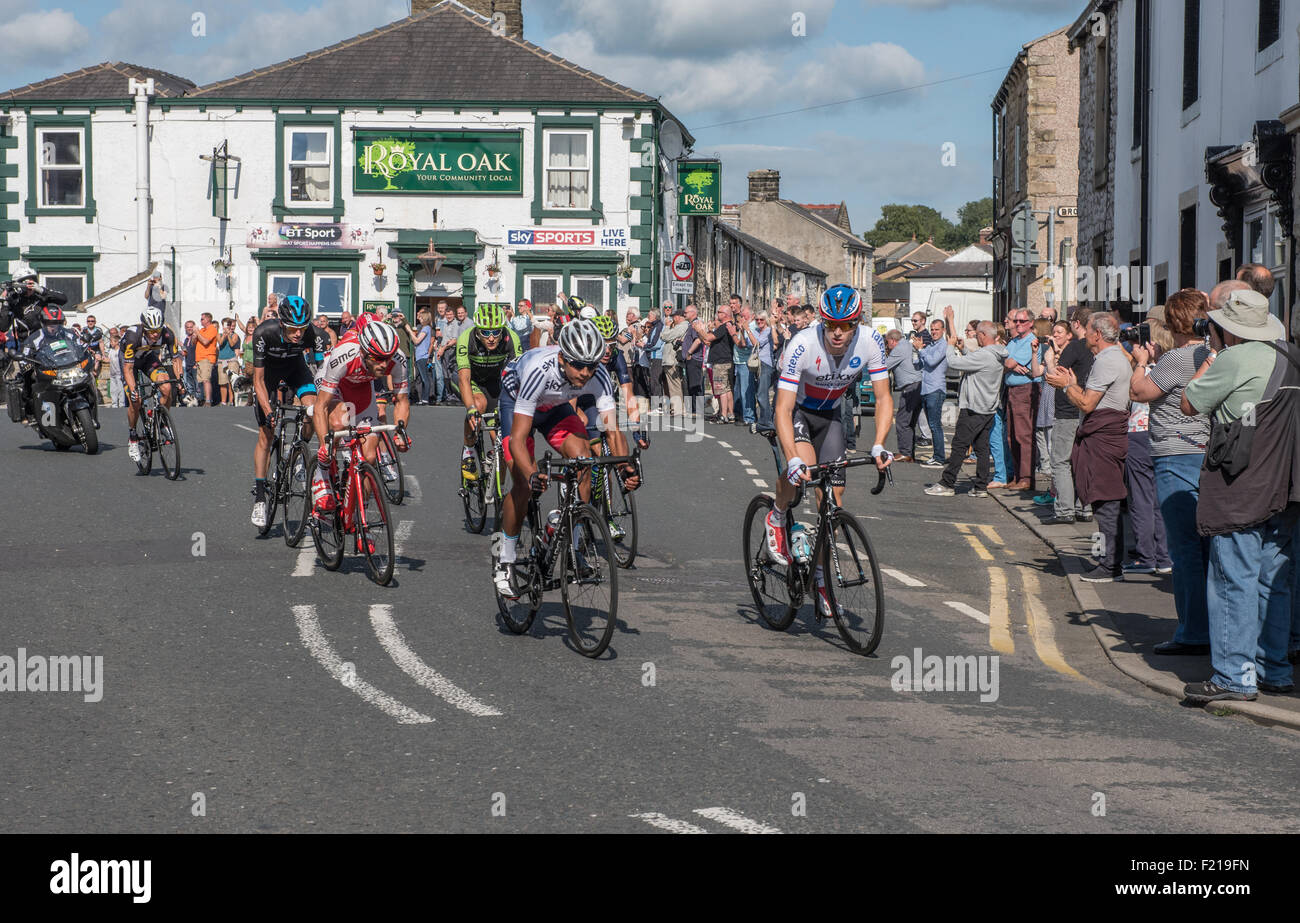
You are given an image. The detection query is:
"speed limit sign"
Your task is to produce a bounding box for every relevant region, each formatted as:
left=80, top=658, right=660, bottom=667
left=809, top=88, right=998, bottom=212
left=671, top=251, right=694, bottom=282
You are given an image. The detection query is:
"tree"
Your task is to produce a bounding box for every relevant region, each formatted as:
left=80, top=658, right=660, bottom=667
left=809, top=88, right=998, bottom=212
left=945, top=197, right=993, bottom=250
left=863, top=204, right=953, bottom=249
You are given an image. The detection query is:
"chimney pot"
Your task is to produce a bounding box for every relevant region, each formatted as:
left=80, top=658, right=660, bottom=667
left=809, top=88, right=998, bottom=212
left=747, top=169, right=780, bottom=202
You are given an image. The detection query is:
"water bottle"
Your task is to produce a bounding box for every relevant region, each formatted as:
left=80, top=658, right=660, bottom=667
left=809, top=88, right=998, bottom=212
left=544, top=510, right=562, bottom=544
left=790, top=523, right=812, bottom=564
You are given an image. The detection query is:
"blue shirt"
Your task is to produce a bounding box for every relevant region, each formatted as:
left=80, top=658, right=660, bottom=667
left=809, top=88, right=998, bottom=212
left=414, top=325, right=433, bottom=361
left=1005, top=333, right=1041, bottom=386
left=917, top=339, right=948, bottom=394
left=750, top=321, right=773, bottom=366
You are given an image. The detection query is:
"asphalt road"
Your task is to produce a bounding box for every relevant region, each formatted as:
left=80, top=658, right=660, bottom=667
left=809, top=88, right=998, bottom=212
left=3, top=403, right=1299, bottom=834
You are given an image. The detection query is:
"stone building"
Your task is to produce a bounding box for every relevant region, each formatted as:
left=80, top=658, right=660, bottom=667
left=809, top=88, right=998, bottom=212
left=1067, top=2, right=1118, bottom=306
left=737, top=169, right=872, bottom=301
left=686, top=216, right=826, bottom=321
left=991, top=25, right=1079, bottom=318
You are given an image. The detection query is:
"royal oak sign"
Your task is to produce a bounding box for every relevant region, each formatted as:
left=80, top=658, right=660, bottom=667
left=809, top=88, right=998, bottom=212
left=354, top=130, right=522, bottom=194
left=677, top=160, right=721, bottom=216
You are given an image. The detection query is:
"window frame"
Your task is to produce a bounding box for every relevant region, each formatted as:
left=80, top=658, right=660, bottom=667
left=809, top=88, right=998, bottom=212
left=285, top=126, right=332, bottom=208
left=39, top=272, right=85, bottom=306
left=313, top=271, right=352, bottom=317
left=532, top=115, right=603, bottom=222
left=572, top=274, right=608, bottom=311
left=267, top=272, right=305, bottom=300
left=273, top=113, right=343, bottom=220
left=25, top=114, right=96, bottom=223
left=542, top=129, right=592, bottom=212
left=22, top=246, right=98, bottom=306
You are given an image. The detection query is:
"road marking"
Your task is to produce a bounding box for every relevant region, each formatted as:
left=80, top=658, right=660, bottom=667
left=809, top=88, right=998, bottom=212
left=745, top=467, right=760, bottom=475
left=987, top=566, right=1014, bottom=653
left=729, top=450, right=743, bottom=458
left=292, top=605, right=433, bottom=724
left=944, top=601, right=990, bottom=625
left=368, top=605, right=502, bottom=717
left=629, top=813, right=709, bottom=834
left=404, top=475, right=422, bottom=502
left=393, top=520, right=414, bottom=561
left=881, top=567, right=925, bottom=587
left=291, top=543, right=316, bottom=577
left=753, top=479, right=769, bottom=488
left=1019, top=567, right=1085, bottom=680
left=716, top=441, right=731, bottom=448
left=978, top=525, right=1004, bottom=545
left=234, top=424, right=258, bottom=433
left=953, top=523, right=994, bottom=561
left=693, top=807, right=782, bottom=834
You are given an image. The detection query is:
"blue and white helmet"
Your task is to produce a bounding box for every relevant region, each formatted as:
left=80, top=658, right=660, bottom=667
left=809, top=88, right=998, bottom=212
left=818, top=284, right=862, bottom=323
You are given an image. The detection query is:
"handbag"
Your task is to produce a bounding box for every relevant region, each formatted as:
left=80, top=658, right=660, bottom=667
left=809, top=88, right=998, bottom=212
left=747, top=352, right=760, bottom=370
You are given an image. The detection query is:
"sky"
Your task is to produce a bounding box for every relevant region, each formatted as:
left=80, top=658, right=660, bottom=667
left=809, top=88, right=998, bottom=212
left=1, top=0, right=1084, bottom=237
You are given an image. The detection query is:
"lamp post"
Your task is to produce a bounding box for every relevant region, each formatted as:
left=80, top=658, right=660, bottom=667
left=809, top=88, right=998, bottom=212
left=418, top=238, right=446, bottom=278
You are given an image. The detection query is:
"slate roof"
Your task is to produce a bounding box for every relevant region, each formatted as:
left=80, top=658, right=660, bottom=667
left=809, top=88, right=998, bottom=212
left=718, top=221, right=825, bottom=277
left=2, top=63, right=195, bottom=102
left=906, top=257, right=994, bottom=280
left=778, top=201, right=871, bottom=251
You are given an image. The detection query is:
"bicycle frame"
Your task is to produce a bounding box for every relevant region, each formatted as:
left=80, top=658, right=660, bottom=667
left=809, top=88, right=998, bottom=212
left=326, top=423, right=397, bottom=533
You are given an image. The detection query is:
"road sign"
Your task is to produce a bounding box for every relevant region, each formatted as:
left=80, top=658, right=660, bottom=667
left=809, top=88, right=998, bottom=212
left=671, top=251, right=694, bottom=281
left=1057, top=205, right=1078, bottom=218
left=1010, top=202, right=1039, bottom=268
left=670, top=280, right=694, bottom=295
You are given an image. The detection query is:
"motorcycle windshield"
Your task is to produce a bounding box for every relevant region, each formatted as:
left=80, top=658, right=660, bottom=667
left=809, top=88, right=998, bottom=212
left=32, top=337, right=86, bottom=369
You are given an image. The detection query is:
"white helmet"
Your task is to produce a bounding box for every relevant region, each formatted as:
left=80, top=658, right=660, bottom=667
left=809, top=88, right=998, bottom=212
left=356, top=320, right=399, bottom=360
left=579, top=304, right=598, bottom=321
left=11, top=262, right=36, bottom=283
left=557, top=318, right=605, bottom=365
left=141, top=307, right=165, bottom=332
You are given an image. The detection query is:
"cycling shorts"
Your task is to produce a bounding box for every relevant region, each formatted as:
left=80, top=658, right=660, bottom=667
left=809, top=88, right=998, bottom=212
left=469, top=380, right=501, bottom=411
left=792, top=405, right=846, bottom=488
left=499, top=392, right=587, bottom=466
left=254, top=361, right=317, bottom=428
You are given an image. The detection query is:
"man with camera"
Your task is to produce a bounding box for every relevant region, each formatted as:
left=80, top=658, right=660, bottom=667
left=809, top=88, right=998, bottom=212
left=1179, top=288, right=1300, bottom=703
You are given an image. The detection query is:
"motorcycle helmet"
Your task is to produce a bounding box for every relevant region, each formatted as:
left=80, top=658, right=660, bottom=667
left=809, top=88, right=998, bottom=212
left=40, top=304, right=64, bottom=333
left=11, top=262, right=37, bottom=284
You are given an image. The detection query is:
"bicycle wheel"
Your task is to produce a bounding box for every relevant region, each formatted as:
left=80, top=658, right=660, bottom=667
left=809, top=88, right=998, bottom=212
left=742, top=494, right=800, bottom=631
left=156, top=406, right=181, bottom=480
left=822, top=510, right=885, bottom=656
left=259, top=441, right=281, bottom=537
left=604, top=467, right=638, bottom=568
left=134, top=411, right=154, bottom=475
left=560, top=503, right=619, bottom=657
left=356, top=461, right=395, bottom=586
left=497, top=508, right=541, bottom=634
left=282, top=443, right=311, bottom=548
left=306, top=457, right=345, bottom=571
left=378, top=433, right=405, bottom=505
left=462, top=476, right=487, bottom=534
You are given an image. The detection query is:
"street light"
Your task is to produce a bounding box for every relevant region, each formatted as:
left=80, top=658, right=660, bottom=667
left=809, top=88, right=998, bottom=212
left=418, top=238, right=446, bottom=278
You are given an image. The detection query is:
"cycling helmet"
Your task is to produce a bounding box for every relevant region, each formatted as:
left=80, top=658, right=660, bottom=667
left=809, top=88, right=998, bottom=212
left=557, top=318, right=605, bottom=365
left=565, top=295, right=587, bottom=317
left=279, top=294, right=311, bottom=328
left=356, top=320, right=399, bottom=360
left=818, top=284, right=862, bottom=323
left=579, top=305, right=598, bottom=321
left=474, top=302, right=506, bottom=332
left=40, top=304, right=64, bottom=326
left=141, top=307, right=165, bottom=332
left=591, top=315, right=617, bottom=341
left=11, top=262, right=37, bottom=283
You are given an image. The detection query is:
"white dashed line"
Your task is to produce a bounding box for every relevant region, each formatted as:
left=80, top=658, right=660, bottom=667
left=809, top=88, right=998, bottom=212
left=393, top=520, right=414, bottom=561
left=716, top=441, right=731, bottom=448
left=234, top=424, right=258, bottom=433
left=629, top=813, right=709, bottom=834
left=292, top=605, right=433, bottom=724
left=728, top=450, right=743, bottom=458
left=693, top=807, right=782, bottom=834
left=404, top=475, right=422, bottom=502
left=744, top=468, right=760, bottom=476
left=291, top=543, right=316, bottom=577
left=369, top=605, right=502, bottom=717
left=882, top=568, right=925, bottom=587
left=944, top=601, right=990, bottom=625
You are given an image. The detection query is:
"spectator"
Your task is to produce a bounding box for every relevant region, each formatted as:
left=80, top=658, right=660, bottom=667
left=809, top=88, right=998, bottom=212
left=915, top=319, right=949, bottom=469
left=145, top=270, right=167, bottom=314
left=909, top=311, right=933, bottom=345
left=729, top=295, right=757, bottom=427
left=1236, top=262, right=1275, bottom=299
left=339, top=310, right=355, bottom=336
left=924, top=312, right=1008, bottom=497
left=1119, top=318, right=1171, bottom=578
left=987, top=321, right=1013, bottom=488
left=107, top=328, right=125, bottom=407
left=641, top=308, right=665, bottom=414
left=1181, top=287, right=1297, bottom=703
left=217, top=316, right=242, bottom=405
left=195, top=312, right=218, bottom=406
left=1002, top=307, right=1041, bottom=491
left=181, top=320, right=198, bottom=396
left=962, top=320, right=980, bottom=354
left=1032, top=317, right=1055, bottom=481
left=681, top=303, right=705, bottom=410
left=1051, top=313, right=1132, bottom=581
left=262, top=292, right=279, bottom=322
left=751, top=310, right=779, bottom=431
left=659, top=308, right=687, bottom=417
left=696, top=305, right=737, bottom=423
left=1038, top=306, right=1058, bottom=324
left=412, top=307, right=434, bottom=405
left=884, top=327, right=923, bottom=461
left=314, top=313, right=337, bottom=350
left=510, top=299, right=533, bottom=353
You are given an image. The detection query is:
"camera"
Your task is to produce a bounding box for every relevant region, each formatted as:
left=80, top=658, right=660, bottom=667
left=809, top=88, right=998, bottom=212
left=1192, top=318, right=1212, bottom=338
left=1118, top=323, right=1150, bottom=346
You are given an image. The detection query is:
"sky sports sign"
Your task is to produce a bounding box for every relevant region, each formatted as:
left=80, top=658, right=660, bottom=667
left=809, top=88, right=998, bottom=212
left=355, top=130, right=522, bottom=194
left=505, top=227, right=630, bottom=250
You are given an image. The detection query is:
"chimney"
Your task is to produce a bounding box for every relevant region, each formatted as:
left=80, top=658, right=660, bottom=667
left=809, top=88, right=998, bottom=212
left=417, top=0, right=524, bottom=37
left=978, top=226, right=993, bottom=244
left=747, top=169, right=780, bottom=202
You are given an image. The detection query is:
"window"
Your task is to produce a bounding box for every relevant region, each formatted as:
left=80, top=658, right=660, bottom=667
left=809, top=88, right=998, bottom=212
left=287, top=128, right=331, bottom=205
left=38, top=128, right=84, bottom=208
left=268, top=273, right=303, bottom=299
left=1183, top=0, right=1199, bottom=111
left=314, top=273, right=350, bottom=315
left=573, top=276, right=606, bottom=311
left=544, top=131, right=591, bottom=210
left=527, top=276, right=561, bottom=309
left=1259, top=0, right=1280, bottom=51
left=1245, top=213, right=1265, bottom=264
left=1179, top=205, right=1196, bottom=290
left=41, top=273, right=84, bottom=306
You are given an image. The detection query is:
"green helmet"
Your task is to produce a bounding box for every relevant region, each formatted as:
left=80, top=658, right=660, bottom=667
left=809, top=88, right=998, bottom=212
left=474, top=302, right=506, bottom=332
left=592, top=315, right=617, bottom=341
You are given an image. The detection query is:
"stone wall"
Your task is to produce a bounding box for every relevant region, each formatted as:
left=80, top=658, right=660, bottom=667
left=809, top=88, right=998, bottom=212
left=1074, top=5, right=1118, bottom=295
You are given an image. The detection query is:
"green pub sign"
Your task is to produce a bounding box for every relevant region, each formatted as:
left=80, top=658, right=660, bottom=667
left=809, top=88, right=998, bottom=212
left=355, top=130, right=522, bottom=194
left=677, top=160, right=721, bottom=216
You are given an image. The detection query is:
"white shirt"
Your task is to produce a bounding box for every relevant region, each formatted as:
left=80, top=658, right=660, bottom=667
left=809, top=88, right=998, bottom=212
left=502, top=345, right=614, bottom=418
left=776, top=323, right=888, bottom=411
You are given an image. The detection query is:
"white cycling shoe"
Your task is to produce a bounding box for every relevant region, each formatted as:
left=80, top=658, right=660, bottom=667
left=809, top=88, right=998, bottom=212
left=251, top=501, right=268, bottom=528
left=127, top=439, right=143, bottom=463
left=764, top=508, right=790, bottom=566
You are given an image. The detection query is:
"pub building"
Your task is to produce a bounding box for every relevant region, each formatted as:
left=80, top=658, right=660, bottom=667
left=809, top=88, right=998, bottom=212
left=0, top=0, right=693, bottom=329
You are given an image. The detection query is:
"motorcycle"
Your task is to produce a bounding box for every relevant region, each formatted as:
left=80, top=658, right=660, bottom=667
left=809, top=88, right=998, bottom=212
left=8, top=331, right=101, bottom=454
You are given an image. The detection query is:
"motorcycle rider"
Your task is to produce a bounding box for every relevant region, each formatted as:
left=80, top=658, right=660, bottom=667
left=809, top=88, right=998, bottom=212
left=15, top=305, right=79, bottom=424
left=1, top=263, right=68, bottom=344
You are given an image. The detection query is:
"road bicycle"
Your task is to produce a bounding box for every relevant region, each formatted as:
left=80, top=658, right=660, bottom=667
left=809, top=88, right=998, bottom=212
left=372, top=388, right=405, bottom=506
left=497, top=451, right=640, bottom=658
left=742, top=428, right=889, bottom=655
left=589, top=434, right=639, bottom=567
left=133, top=374, right=183, bottom=480
left=304, top=422, right=399, bottom=586
left=460, top=408, right=504, bottom=534
left=259, top=383, right=312, bottom=545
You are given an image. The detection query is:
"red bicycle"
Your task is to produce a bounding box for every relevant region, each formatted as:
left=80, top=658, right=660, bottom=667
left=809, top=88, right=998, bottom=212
left=303, top=422, right=399, bottom=585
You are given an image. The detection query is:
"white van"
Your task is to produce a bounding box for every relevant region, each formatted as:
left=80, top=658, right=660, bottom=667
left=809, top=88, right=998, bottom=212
left=922, top=289, right=994, bottom=336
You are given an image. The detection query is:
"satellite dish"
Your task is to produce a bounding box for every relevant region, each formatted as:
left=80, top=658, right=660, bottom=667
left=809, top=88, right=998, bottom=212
left=659, top=119, right=684, bottom=161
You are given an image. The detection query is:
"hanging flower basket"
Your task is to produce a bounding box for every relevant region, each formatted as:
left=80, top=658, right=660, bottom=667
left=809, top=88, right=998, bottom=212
left=618, top=262, right=634, bottom=279
left=211, top=258, right=232, bottom=273
left=486, top=264, right=501, bottom=277
left=371, top=262, right=387, bottom=276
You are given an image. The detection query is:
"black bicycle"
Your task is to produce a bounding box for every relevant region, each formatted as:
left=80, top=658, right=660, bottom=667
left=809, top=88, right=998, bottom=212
left=590, top=435, right=639, bottom=567
left=133, top=374, right=183, bottom=480
left=742, top=429, right=889, bottom=655
left=259, top=384, right=312, bottom=544
left=461, top=408, right=505, bottom=534
left=497, top=451, right=640, bottom=658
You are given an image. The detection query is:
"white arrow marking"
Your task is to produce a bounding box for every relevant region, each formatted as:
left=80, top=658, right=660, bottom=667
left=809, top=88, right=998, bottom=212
left=629, top=812, right=709, bottom=834
left=368, top=605, right=502, bottom=717
left=882, top=567, right=925, bottom=587
left=693, top=807, right=781, bottom=834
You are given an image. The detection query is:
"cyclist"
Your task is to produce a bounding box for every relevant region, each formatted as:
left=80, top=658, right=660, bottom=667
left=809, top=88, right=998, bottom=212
left=122, top=308, right=185, bottom=464
left=456, top=301, right=521, bottom=479
left=577, top=313, right=647, bottom=540
left=765, top=284, right=894, bottom=613
left=493, top=318, right=640, bottom=598
left=249, top=295, right=329, bottom=528
left=310, top=320, right=412, bottom=519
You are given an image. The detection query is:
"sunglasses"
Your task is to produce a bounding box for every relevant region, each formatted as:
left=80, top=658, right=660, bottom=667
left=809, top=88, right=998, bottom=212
left=477, top=329, right=503, bottom=339
left=823, top=319, right=857, bottom=333
left=566, top=359, right=601, bottom=372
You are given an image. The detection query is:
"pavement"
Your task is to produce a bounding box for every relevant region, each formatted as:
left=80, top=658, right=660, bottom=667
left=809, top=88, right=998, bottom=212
left=987, top=479, right=1300, bottom=730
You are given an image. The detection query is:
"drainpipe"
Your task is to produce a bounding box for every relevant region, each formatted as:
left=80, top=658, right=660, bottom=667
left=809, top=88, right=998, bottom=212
left=1137, top=1, right=1150, bottom=311
left=129, top=77, right=155, bottom=274
left=170, top=244, right=178, bottom=320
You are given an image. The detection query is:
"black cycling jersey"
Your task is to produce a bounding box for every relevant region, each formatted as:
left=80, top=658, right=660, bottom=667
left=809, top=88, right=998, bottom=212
left=456, top=325, right=522, bottom=393
left=252, top=319, right=328, bottom=369
left=0, top=283, right=68, bottom=339
left=120, top=325, right=179, bottom=367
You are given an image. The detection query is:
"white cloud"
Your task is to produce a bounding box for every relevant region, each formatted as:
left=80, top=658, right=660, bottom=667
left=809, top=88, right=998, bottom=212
left=0, top=9, right=90, bottom=67
left=550, top=0, right=835, bottom=58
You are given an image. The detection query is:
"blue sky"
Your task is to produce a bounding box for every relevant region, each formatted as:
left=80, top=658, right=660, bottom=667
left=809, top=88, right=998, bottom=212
left=2, top=0, right=1082, bottom=237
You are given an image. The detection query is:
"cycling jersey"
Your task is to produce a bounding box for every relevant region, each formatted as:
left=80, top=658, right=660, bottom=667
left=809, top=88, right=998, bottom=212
left=455, top=325, right=521, bottom=395
left=315, top=339, right=409, bottom=419
left=501, top=345, right=614, bottom=419
left=120, top=325, right=179, bottom=368
left=577, top=348, right=631, bottom=436
left=252, top=319, right=328, bottom=369
left=777, top=324, right=888, bottom=411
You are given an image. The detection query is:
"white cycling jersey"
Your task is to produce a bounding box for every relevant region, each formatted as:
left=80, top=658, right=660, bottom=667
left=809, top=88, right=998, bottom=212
left=777, top=323, right=889, bottom=412
left=502, top=344, right=615, bottom=418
